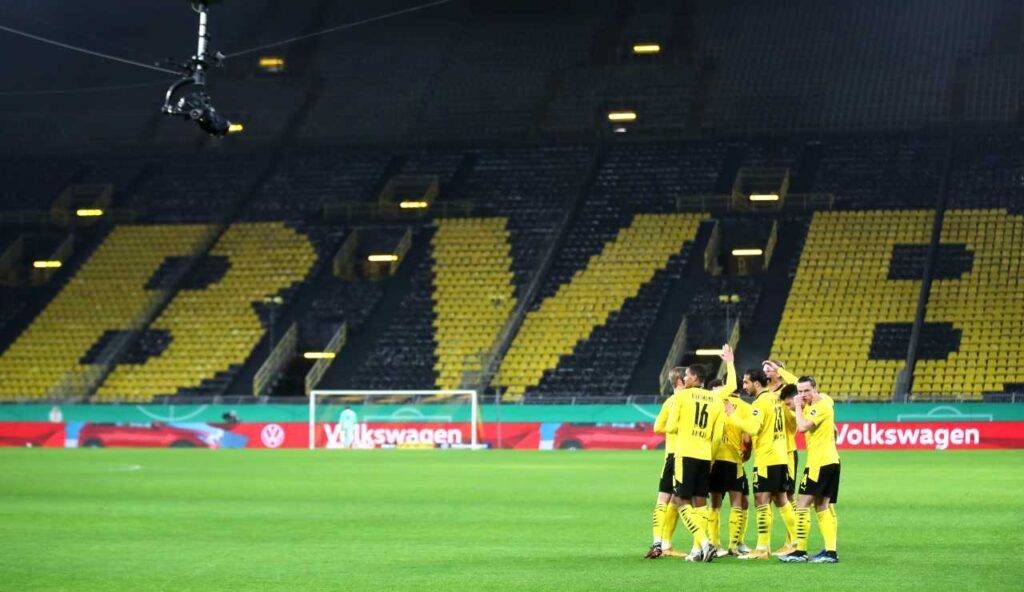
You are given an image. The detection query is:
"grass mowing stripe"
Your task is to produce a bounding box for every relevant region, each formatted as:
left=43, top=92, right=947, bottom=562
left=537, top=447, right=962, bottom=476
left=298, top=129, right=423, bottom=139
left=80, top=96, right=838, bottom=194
left=1, top=449, right=1022, bottom=591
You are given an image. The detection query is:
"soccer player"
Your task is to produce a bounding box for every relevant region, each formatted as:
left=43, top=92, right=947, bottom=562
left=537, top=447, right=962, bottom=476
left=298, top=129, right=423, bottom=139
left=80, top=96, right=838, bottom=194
left=764, top=359, right=800, bottom=555
left=708, top=377, right=753, bottom=557
left=663, top=346, right=736, bottom=563
left=646, top=370, right=683, bottom=559
left=779, top=376, right=840, bottom=564
left=731, top=368, right=799, bottom=560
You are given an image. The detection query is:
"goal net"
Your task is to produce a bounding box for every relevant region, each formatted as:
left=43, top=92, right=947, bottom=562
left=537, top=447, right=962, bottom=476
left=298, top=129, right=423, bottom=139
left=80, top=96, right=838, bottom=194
left=308, top=389, right=480, bottom=450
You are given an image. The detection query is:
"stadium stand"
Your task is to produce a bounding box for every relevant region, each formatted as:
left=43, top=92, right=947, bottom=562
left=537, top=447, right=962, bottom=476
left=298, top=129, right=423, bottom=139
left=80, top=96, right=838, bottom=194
left=771, top=210, right=934, bottom=399
left=431, top=217, right=515, bottom=389
left=94, top=222, right=315, bottom=401
left=0, top=224, right=211, bottom=399
left=913, top=210, right=1024, bottom=397
left=495, top=212, right=705, bottom=400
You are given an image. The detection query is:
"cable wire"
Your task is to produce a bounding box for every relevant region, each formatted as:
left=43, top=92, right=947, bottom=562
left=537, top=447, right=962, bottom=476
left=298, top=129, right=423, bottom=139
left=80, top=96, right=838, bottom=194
left=0, top=79, right=173, bottom=97
left=222, top=0, right=455, bottom=58
left=0, top=23, right=179, bottom=75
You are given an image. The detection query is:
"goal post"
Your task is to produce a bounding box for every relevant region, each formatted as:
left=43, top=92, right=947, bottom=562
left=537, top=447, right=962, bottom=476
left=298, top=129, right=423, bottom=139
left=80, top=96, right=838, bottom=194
left=308, top=389, right=480, bottom=450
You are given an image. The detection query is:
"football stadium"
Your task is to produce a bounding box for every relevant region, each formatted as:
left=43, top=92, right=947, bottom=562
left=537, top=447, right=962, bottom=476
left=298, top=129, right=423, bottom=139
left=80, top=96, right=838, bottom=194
left=1, top=1, right=1023, bottom=590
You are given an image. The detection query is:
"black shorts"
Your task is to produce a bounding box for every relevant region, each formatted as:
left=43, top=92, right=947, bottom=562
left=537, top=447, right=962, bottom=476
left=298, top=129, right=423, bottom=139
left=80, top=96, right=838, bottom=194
left=673, top=456, right=712, bottom=499
left=658, top=454, right=676, bottom=494
left=709, top=460, right=749, bottom=494
left=752, top=464, right=788, bottom=494
left=799, top=463, right=841, bottom=503
left=785, top=450, right=799, bottom=497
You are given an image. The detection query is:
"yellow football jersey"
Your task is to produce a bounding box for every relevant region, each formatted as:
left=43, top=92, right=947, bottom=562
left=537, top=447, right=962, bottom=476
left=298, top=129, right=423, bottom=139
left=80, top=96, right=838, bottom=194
left=750, top=390, right=790, bottom=471
left=653, top=392, right=679, bottom=459
left=773, top=367, right=799, bottom=453
left=714, top=394, right=752, bottom=464
left=666, top=387, right=725, bottom=461
left=803, top=394, right=840, bottom=480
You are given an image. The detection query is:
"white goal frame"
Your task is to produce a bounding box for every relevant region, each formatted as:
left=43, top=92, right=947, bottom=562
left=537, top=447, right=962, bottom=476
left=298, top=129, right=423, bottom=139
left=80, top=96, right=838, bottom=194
left=308, top=389, right=480, bottom=450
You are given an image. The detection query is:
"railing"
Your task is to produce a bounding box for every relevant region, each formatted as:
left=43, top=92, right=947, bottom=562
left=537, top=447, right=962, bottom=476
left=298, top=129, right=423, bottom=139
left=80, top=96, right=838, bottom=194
left=322, top=200, right=474, bottom=222
left=304, top=323, right=348, bottom=396
left=253, top=323, right=298, bottom=397
left=674, top=192, right=835, bottom=213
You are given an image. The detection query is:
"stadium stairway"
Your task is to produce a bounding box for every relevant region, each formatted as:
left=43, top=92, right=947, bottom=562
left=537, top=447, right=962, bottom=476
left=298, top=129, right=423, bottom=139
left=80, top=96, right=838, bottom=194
left=627, top=220, right=715, bottom=393
left=733, top=216, right=811, bottom=373
left=316, top=228, right=434, bottom=390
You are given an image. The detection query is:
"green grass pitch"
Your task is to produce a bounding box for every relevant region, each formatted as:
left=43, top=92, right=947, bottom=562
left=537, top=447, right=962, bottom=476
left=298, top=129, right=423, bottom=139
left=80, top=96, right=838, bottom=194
left=1, top=449, right=1022, bottom=591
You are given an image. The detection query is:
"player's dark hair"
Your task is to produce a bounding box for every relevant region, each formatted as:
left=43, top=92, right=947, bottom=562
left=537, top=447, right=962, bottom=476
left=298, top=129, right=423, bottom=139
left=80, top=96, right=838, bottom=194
left=798, top=375, right=817, bottom=388
left=707, top=378, right=724, bottom=389
left=687, top=364, right=708, bottom=386
left=779, top=383, right=798, bottom=400
left=745, top=368, right=768, bottom=388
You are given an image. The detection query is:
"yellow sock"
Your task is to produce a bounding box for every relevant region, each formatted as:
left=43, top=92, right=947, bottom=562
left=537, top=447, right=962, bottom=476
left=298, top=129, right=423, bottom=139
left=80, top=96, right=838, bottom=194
left=829, top=504, right=838, bottom=549
left=679, top=505, right=708, bottom=546
left=794, top=507, right=811, bottom=552
left=755, top=504, right=772, bottom=550
left=708, top=507, right=721, bottom=547
left=652, top=503, right=666, bottom=544
left=817, top=508, right=838, bottom=552
left=698, top=506, right=712, bottom=545
left=741, top=506, right=750, bottom=543
left=662, top=502, right=679, bottom=546
left=727, top=508, right=744, bottom=549
left=778, top=502, right=798, bottom=545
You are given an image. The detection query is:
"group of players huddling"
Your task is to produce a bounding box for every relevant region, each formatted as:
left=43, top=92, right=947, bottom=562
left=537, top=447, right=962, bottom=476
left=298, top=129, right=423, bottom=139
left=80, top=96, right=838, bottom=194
left=645, top=344, right=840, bottom=564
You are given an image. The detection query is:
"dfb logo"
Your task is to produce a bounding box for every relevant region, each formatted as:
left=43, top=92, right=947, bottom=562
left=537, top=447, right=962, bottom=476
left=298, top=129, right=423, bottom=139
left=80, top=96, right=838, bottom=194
left=260, top=423, right=285, bottom=448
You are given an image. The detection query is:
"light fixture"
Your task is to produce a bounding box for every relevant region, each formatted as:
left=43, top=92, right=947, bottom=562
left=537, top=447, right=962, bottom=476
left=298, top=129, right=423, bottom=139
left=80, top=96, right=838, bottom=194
left=227, top=123, right=244, bottom=134
left=749, top=193, right=780, bottom=202
left=695, top=349, right=723, bottom=356
left=732, top=248, right=764, bottom=256
left=399, top=201, right=429, bottom=209
left=75, top=208, right=104, bottom=217
left=632, top=43, right=661, bottom=54
left=367, top=254, right=399, bottom=262
left=613, top=126, right=628, bottom=134
left=32, top=260, right=62, bottom=269
left=607, top=111, right=637, bottom=122
left=303, top=352, right=336, bottom=360
left=258, top=56, right=286, bottom=72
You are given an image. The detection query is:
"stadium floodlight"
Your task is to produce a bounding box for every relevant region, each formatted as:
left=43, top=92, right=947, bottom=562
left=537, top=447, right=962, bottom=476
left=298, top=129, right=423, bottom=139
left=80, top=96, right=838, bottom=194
left=258, top=56, right=285, bottom=72
left=32, top=260, right=62, bottom=269
left=613, top=126, right=628, bottom=133
left=399, top=201, right=429, bottom=209
left=632, top=43, right=661, bottom=54
left=75, top=208, right=104, bottom=217
left=749, top=193, right=780, bottom=201
left=694, top=349, right=723, bottom=356
left=367, top=254, right=398, bottom=262
left=161, top=1, right=235, bottom=136
left=308, top=390, right=481, bottom=450
left=731, top=248, right=764, bottom=256
left=608, top=110, right=637, bottom=122
left=303, top=352, right=335, bottom=360
left=227, top=122, right=244, bottom=134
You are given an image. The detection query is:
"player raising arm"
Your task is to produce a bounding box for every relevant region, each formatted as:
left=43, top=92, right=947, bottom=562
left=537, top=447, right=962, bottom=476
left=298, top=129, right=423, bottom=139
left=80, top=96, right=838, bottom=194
left=732, top=369, right=799, bottom=560
left=779, top=376, right=840, bottom=564
left=660, top=345, right=734, bottom=563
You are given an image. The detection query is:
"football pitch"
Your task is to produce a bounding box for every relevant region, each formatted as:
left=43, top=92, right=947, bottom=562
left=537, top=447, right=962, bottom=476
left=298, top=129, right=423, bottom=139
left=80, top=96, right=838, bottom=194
left=1, top=449, right=1022, bottom=591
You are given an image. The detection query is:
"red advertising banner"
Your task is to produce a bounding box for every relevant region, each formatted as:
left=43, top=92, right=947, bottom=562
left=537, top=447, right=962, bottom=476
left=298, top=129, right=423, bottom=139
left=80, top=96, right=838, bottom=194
left=0, top=422, right=65, bottom=448
left=834, top=421, right=1024, bottom=450
left=2, top=420, right=1022, bottom=450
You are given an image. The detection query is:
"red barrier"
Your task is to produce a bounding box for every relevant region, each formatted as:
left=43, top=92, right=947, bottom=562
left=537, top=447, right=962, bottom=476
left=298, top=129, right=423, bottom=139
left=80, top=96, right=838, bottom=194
left=0, top=422, right=64, bottom=447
